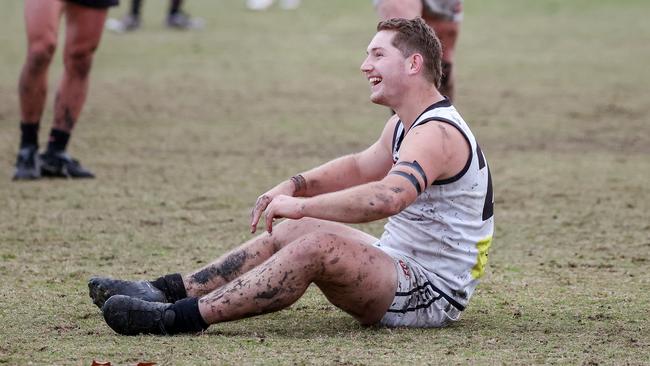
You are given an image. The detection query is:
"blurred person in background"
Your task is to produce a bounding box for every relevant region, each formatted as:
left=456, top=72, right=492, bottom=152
left=105, top=0, right=204, bottom=33
left=246, top=0, right=301, bottom=11
left=13, top=0, right=119, bottom=180
left=374, top=0, right=462, bottom=101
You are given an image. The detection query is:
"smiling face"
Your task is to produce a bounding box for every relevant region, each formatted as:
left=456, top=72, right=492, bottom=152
left=360, top=30, right=412, bottom=107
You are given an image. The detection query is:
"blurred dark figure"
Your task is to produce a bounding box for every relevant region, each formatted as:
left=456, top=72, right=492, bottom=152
left=105, top=0, right=204, bottom=32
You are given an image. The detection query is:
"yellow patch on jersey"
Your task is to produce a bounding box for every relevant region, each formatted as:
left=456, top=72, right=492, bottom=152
left=471, top=236, right=493, bottom=279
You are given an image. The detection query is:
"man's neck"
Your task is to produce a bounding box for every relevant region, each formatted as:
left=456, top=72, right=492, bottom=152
left=393, top=87, right=445, bottom=130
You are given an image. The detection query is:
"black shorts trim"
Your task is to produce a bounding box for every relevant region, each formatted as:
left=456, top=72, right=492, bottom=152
left=390, top=281, right=466, bottom=312
left=64, top=0, right=119, bottom=9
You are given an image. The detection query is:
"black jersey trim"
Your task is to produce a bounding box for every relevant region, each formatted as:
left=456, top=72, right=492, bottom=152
left=476, top=144, right=486, bottom=170
left=388, top=281, right=465, bottom=312
left=391, top=121, right=402, bottom=154
left=482, top=167, right=494, bottom=220
left=393, top=98, right=452, bottom=156
left=410, top=117, right=472, bottom=186
left=393, top=122, right=405, bottom=157
left=406, top=98, right=452, bottom=132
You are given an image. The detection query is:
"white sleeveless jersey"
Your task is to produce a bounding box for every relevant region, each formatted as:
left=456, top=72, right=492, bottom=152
left=378, top=98, right=494, bottom=310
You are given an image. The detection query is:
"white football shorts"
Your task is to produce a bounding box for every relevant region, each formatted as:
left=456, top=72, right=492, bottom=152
left=375, top=245, right=463, bottom=328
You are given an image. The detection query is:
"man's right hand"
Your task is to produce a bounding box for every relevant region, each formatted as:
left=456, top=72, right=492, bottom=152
left=250, top=180, right=295, bottom=233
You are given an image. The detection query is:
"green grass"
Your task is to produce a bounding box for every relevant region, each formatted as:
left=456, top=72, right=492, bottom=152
left=1, top=0, right=649, bottom=364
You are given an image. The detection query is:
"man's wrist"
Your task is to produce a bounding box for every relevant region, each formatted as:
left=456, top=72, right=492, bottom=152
left=290, top=174, right=307, bottom=196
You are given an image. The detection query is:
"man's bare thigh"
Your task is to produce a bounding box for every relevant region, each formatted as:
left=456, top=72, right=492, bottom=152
left=287, top=231, right=396, bottom=325
left=272, top=217, right=378, bottom=251
left=24, top=0, right=63, bottom=43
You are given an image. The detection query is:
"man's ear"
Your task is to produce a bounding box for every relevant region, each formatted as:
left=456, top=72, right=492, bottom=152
left=407, top=53, right=424, bottom=75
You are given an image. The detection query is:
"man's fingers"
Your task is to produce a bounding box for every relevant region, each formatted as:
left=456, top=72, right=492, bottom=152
left=250, top=208, right=261, bottom=233
left=250, top=195, right=271, bottom=233
left=265, top=209, right=274, bottom=234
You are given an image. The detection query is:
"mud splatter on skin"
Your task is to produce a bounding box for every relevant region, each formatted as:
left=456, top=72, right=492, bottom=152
left=375, top=192, right=392, bottom=206
left=17, top=78, right=39, bottom=100
left=62, top=107, right=74, bottom=130
left=52, top=94, right=75, bottom=131
left=390, top=187, right=404, bottom=194
left=68, top=48, right=95, bottom=78
left=437, top=124, right=453, bottom=162
left=27, top=45, right=55, bottom=75
left=191, top=251, right=248, bottom=285
left=255, top=287, right=280, bottom=299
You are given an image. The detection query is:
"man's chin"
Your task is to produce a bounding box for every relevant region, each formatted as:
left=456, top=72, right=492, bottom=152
left=369, top=94, right=388, bottom=106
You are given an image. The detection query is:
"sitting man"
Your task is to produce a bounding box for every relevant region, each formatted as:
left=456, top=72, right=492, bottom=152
left=89, top=17, right=494, bottom=335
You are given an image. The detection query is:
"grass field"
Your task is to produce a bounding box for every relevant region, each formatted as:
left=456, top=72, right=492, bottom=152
left=1, top=0, right=649, bottom=364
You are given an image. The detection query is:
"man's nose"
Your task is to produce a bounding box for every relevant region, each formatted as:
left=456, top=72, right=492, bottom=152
left=360, top=58, right=372, bottom=72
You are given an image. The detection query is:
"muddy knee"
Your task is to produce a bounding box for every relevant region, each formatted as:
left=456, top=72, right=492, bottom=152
left=64, top=46, right=95, bottom=79
left=288, top=232, right=346, bottom=270
left=26, top=41, right=56, bottom=74
left=270, top=217, right=334, bottom=251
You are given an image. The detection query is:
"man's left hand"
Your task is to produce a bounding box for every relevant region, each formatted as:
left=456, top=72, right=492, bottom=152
left=264, top=195, right=305, bottom=233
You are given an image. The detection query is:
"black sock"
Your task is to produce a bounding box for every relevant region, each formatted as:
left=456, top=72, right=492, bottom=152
left=131, top=0, right=142, bottom=17
left=151, top=273, right=188, bottom=302
left=167, top=297, right=209, bottom=334
left=46, top=129, right=70, bottom=154
left=169, top=0, right=182, bottom=15
left=20, top=122, right=40, bottom=148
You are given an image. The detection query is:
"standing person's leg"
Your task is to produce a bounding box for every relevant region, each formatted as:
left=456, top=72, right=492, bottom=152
left=101, top=226, right=398, bottom=335
left=422, top=0, right=462, bottom=101
left=13, top=0, right=63, bottom=180
left=131, top=0, right=143, bottom=17
left=89, top=218, right=378, bottom=306
left=40, top=2, right=108, bottom=178
left=374, top=0, right=422, bottom=20
left=168, top=0, right=182, bottom=16
left=166, top=0, right=204, bottom=30
left=425, top=17, right=459, bottom=101
left=105, top=0, right=142, bottom=33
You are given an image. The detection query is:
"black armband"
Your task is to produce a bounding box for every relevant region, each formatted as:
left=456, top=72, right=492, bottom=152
left=389, top=171, right=422, bottom=194
left=395, top=160, right=428, bottom=187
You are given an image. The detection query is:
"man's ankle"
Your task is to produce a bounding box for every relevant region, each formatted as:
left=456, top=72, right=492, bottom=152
left=151, top=273, right=188, bottom=302
left=166, top=297, right=209, bottom=334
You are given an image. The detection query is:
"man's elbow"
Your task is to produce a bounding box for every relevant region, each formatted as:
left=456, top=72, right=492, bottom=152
left=373, top=192, right=409, bottom=218
left=386, top=199, right=409, bottom=216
